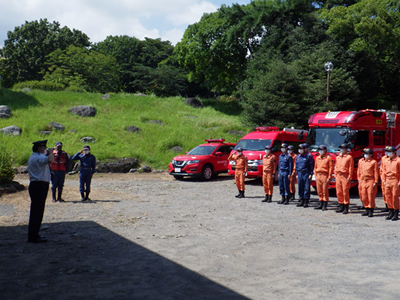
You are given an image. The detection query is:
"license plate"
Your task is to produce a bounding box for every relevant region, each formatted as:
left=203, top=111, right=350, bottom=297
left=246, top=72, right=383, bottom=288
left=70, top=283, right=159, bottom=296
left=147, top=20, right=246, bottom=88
left=175, top=168, right=181, bottom=172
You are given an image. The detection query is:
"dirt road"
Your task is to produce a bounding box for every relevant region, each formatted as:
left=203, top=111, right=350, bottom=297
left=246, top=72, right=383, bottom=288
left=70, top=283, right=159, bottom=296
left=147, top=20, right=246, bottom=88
left=1, top=173, right=399, bottom=299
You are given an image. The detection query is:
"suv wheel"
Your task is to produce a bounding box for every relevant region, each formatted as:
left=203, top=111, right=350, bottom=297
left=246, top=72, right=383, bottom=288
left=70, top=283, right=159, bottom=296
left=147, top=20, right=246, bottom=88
left=200, top=165, right=213, bottom=181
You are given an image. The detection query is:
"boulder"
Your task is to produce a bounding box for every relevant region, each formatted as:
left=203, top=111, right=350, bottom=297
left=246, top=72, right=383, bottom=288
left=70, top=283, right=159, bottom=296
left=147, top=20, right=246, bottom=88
left=0, top=125, right=22, bottom=136
left=127, top=126, right=141, bottom=133
left=21, top=88, right=32, bottom=93
left=96, top=158, right=139, bottom=173
left=170, top=146, right=182, bottom=153
left=147, top=120, right=164, bottom=126
left=228, top=130, right=245, bottom=136
left=0, top=105, right=12, bottom=119
left=81, top=137, right=96, bottom=143
left=140, top=165, right=152, bottom=173
left=129, top=168, right=138, bottom=173
left=18, top=166, right=29, bottom=174
left=69, top=105, right=96, bottom=117
left=102, top=94, right=110, bottom=100
left=184, top=98, right=203, bottom=108
left=135, top=93, right=147, bottom=96
left=39, top=131, right=51, bottom=135
left=69, top=129, right=77, bottom=133
left=49, top=122, right=65, bottom=131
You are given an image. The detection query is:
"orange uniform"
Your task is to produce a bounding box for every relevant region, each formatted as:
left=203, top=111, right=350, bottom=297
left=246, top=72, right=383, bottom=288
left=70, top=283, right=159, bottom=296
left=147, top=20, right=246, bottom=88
left=314, top=154, right=333, bottom=202
left=381, top=156, right=400, bottom=210
left=335, top=153, right=354, bottom=205
left=289, top=152, right=297, bottom=196
left=380, top=155, right=389, bottom=205
left=262, top=153, right=276, bottom=196
left=357, top=158, right=379, bottom=208
left=228, top=153, right=248, bottom=192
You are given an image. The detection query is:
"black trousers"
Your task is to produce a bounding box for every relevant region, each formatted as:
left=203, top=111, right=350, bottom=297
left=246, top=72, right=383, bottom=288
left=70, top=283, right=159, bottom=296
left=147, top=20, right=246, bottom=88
left=28, top=181, right=49, bottom=240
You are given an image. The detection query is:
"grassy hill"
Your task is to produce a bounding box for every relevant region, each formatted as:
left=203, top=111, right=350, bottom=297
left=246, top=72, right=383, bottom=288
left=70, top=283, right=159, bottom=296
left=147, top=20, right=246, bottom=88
left=0, top=88, right=250, bottom=169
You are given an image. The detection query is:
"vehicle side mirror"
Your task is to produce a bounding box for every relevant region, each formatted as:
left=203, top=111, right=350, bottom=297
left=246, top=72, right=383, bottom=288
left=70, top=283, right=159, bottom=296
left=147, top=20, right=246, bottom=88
left=271, top=147, right=278, bottom=153
left=215, top=152, right=223, bottom=156
left=298, top=131, right=304, bottom=140
left=185, top=151, right=188, bottom=154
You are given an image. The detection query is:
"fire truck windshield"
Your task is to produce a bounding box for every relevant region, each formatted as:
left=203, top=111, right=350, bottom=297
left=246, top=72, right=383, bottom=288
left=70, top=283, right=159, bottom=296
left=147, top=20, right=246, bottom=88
left=187, top=146, right=217, bottom=155
left=234, top=139, right=273, bottom=151
left=307, top=128, right=347, bottom=152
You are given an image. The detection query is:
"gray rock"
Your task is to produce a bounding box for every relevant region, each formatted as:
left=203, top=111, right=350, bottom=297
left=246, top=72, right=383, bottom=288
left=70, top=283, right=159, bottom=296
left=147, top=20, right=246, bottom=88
left=141, top=165, right=152, bottom=173
left=0, top=125, right=22, bottom=136
left=21, top=88, right=31, bottom=93
left=39, top=131, right=51, bottom=135
left=69, top=105, right=96, bottom=117
left=96, top=158, right=139, bottom=173
left=152, top=170, right=164, bottom=173
left=229, top=130, right=245, bottom=136
left=135, top=93, right=147, bottom=96
left=129, top=168, right=138, bottom=173
left=69, top=129, right=77, bottom=133
left=18, top=166, right=29, bottom=174
left=147, top=120, right=164, bottom=126
left=81, top=137, right=96, bottom=143
left=68, top=162, right=81, bottom=175
left=102, top=94, right=110, bottom=100
left=127, top=126, right=140, bottom=133
left=49, top=122, right=65, bottom=131
left=0, top=105, right=12, bottom=118
left=184, top=98, right=203, bottom=108
left=170, top=146, right=182, bottom=153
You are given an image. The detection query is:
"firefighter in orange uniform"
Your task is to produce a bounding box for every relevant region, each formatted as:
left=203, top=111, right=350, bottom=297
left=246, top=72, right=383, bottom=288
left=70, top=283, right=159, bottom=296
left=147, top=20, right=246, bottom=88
left=50, top=142, right=69, bottom=202
left=334, top=143, right=354, bottom=214
left=228, top=147, right=248, bottom=198
left=381, top=146, right=400, bottom=221
left=314, top=145, right=333, bottom=211
left=288, top=145, right=297, bottom=201
left=380, top=148, right=390, bottom=212
left=261, top=145, right=276, bottom=203
left=357, top=148, right=379, bottom=217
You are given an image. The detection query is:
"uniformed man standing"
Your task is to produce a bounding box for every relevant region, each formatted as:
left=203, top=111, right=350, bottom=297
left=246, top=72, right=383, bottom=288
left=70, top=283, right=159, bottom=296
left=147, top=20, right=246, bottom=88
left=334, top=144, right=354, bottom=214
left=314, top=145, right=333, bottom=211
left=278, top=143, right=293, bottom=205
left=228, top=147, right=248, bottom=198
left=50, top=142, right=69, bottom=202
left=357, top=148, right=379, bottom=217
left=380, top=147, right=390, bottom=212
left=71, top=145, right=96, bottom=201
left=294, top=143, right=314, bottom=208
left=381, top=146, right=400, bottom=221
left=288, top=145, right=297, bottom=201
left=261, top=145, right=276, bottom=203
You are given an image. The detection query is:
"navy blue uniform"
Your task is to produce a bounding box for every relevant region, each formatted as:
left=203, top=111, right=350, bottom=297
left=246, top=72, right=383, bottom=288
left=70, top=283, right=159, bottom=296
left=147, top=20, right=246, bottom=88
left=278, top=153, right=293, bottom=196
left=296, top=152, right=315, bottom=200
left=71, top=152, right=96, bottom=195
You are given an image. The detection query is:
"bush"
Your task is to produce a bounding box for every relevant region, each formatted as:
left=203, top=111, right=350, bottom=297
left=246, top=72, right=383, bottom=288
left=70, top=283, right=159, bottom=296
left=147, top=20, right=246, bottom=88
left=0, top=150, right=15, bottom=184
left=13, top=80, right=64, bottom=91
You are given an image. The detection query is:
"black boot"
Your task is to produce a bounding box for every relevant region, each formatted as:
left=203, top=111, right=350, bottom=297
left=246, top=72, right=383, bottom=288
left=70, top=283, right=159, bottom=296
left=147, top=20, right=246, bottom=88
left=85, top=192, right=91, bottom=201
left=362, top=208, right=370, bottom=216
left=235, top=190, right=241, bottom=198
left=284, top=195, right=290, bottom=205
left=343, top=204, right=349, bottom=214
left=368, top=208, right=374, bottom=217
left=81, top=192, right=86, bottom=201
left=238, top=191, right=244, bottom=198
left=322, top=201, right=328, bottom=211
left=291, top=193, right=296, bottom=201
left=52, top=189, right=57, bottom=202
left=314, top=201, right=323, bottom=210
left=297, top=199, right=304, bottom=207
left=57, top=190, right=65, bottom=202
left=391, top=210, right=399, bottom=221
left=381, top=204, right=389, bottom=212
left=278, top=196, right=285, bottom=204
left=336, top=204, right=344, bottom=213
left=267, top=195, right=272, bottom=203
left=262, top=195, right=268, bottom=202
left=386, top=209, right=394, bottom=220
left=303, top=199, right=309, bottom=208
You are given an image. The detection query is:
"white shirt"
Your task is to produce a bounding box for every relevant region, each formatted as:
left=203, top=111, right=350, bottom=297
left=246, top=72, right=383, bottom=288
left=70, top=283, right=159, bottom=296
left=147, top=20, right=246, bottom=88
left=28, top=152, right=51, bottom=182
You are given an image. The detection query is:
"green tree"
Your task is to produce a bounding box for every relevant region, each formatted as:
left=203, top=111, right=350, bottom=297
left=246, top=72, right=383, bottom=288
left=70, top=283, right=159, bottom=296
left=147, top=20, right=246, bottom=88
left=0, top=19, right=90, bottom=87
left=0, top=148, right=14, bottom=184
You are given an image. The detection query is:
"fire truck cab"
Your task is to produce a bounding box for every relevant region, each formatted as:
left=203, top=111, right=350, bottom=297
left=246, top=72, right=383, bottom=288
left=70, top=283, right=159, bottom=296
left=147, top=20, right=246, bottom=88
left=307, top=109, right=400, bottom=188
left=228, top=127, right=307, bottom=178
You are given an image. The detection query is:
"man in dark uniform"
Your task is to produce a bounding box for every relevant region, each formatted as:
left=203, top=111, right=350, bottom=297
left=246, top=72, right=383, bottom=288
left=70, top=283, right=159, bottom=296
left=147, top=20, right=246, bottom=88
left=294, top=143, right=315, bottom=208
left=50, top=142, right=69, bottom=202
left=27, top=140, right=54, bottom=243
left=71, top=145, right=96, bottom=201
left=278, top=143, right=293, bottom=205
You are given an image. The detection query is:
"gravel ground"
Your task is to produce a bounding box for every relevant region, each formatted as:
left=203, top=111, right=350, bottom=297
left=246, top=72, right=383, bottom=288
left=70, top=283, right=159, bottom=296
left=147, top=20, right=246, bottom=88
left=1, top=172, right=400, bottom=300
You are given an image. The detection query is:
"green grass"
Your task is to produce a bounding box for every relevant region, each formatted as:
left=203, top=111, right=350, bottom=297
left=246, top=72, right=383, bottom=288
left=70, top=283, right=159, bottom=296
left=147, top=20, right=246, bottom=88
left=0, top=88, right=249, bottom=169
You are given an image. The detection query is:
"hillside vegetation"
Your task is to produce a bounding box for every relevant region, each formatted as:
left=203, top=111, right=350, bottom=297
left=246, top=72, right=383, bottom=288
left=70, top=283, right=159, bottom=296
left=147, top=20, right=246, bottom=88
left=0, top=88, right=249, bottom=169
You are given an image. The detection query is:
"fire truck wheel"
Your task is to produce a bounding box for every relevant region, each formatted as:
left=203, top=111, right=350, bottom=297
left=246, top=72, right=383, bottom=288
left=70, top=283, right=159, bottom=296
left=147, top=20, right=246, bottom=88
left=173, top=175, right=184, bottom=180
left=200, top=164, right=214, bottom=181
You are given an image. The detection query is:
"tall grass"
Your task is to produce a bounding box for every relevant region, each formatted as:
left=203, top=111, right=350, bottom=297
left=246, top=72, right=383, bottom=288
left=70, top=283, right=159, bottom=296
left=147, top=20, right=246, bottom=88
left=0, top=88, right=249, bottom=169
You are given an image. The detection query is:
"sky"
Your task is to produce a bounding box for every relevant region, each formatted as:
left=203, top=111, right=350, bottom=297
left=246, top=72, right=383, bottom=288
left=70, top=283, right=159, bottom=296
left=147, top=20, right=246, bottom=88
left=0, top=0, right=251, bottom=48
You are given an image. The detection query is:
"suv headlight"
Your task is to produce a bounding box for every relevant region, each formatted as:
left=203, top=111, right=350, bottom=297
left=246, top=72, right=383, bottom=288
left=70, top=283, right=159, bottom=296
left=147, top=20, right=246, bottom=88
left=187, top=160, right=201, bottom=164
left=171, top=160, right=176, bottom=164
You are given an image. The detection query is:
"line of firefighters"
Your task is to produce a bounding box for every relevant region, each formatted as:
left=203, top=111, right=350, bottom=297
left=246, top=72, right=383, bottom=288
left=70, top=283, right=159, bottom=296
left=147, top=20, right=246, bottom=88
left=228, top=143, right=400, bottom=221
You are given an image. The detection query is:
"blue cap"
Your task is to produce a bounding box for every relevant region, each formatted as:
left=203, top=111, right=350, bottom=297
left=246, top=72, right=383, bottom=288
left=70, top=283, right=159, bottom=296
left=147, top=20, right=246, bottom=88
left=265, top=145, right=272, bottom=150
left=237, top=147, right=243, bottom=152
left=318, top=145, right=327, bottom=150
left=288, top=145, right=294, bottom=150
left=363, top=148, right=373, bottom=154
left=386, top=146, right=396, bottom=152
left=32, top=140, right=47, bottom=146
left=55, top=142, right=62, bottom=146
left=339, top=143, right=347, bottom=149
left=281, top=143, right=288, bottom=148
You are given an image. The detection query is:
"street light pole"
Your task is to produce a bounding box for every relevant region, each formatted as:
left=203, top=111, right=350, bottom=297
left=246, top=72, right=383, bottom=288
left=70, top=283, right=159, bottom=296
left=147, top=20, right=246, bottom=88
left=324, top=62, right=334, bottom=103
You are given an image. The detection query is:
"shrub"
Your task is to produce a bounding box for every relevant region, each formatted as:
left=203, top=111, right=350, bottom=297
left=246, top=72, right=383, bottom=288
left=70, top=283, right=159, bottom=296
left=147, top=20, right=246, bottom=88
left=13, top=80, right=64, bottom=91
left=0, top=149, right=15, bottom=184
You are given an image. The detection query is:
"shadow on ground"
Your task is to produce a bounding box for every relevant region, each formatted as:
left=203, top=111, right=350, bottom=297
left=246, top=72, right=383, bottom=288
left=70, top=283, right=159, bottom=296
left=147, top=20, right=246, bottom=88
left=0, top=221, right=249, bottom=300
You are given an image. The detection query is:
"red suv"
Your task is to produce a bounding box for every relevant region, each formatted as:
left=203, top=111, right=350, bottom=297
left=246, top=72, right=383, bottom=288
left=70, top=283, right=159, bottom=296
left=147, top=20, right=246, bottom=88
left=168, top=139, right=236, bottom=180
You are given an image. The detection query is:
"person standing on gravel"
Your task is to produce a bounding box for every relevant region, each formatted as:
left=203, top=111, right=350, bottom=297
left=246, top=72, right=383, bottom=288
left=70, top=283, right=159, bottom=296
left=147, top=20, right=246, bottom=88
left=380, top=148, right=390, bottom=213
left=288, top=145, right=297, bottom=201
left=261, top=145, right=276, bottom=203
left=357, top=148, right=378, bottom=217
left=314, top=145, right=333, bottom=211
left=334, top=144, right=354, bottom=215
left=278, top=143, right=293, bottom=205
left=71, top=145, right=96, bottom=201
left=294, top=143, right=314, bottom=208
left=27, top=140, right=54, bottom=243
left=50, top=142, right=69, bottom=202
left=228, top=147, right=248, bottom=198
left=380, top=146, right=400, bottom=221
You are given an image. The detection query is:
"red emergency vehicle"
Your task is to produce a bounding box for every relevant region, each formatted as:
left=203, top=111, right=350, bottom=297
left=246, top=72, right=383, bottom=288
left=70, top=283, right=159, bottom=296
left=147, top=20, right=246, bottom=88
left=306, top=109, right=400, bottom=188
left=228, top=127, right=307, bottom=178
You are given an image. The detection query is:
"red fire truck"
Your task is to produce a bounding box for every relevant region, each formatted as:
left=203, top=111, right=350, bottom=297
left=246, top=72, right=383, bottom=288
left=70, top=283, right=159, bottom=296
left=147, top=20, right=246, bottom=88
left=306, top=109, right=400, bottom=188
left=228, top=127, right=307, bottom=178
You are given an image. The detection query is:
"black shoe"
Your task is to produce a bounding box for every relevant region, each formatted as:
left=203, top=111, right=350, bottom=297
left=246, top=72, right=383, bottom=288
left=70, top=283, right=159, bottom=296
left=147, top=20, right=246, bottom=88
left=303, top=199, right=309, bottom=208
left=297, top=199, right=304, bottom=207
left=81, top=192, right=86, bottom=201
left=267, top=195, right=272, bottom=203
left=392, top=210, right=399, bottom=221
left=322, top=201, right=328, bottom=211
left=57, top=191, right=64, bottom=202
left=336, top=204, right=344, bottom=213
left=386, top=209, right=394, bottom=220
left=362, top=208, right=370, bottom=216
left=28, top=236, right=48, bottom=243
left=235, top=190, right=241, bottom=198
left=278, top=196, right=285, bottom=204
left=381, top=204, right=389, bottom=213
left=291, top=193, right=296, bottom=201
left=58, top=198, right=65, bottom=202
left=368, top=208, right=374, bottom=217
left=314, top=201, right=323, bottom=210
left=52, top=189, right=57, bottom=202
left=283, top=195, right=289, bottom=205
left=343, top=204, right=349, bottom=214
left=238, top=191, right=244, bottom=198
left=262, top=195, right=268, bottom=202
